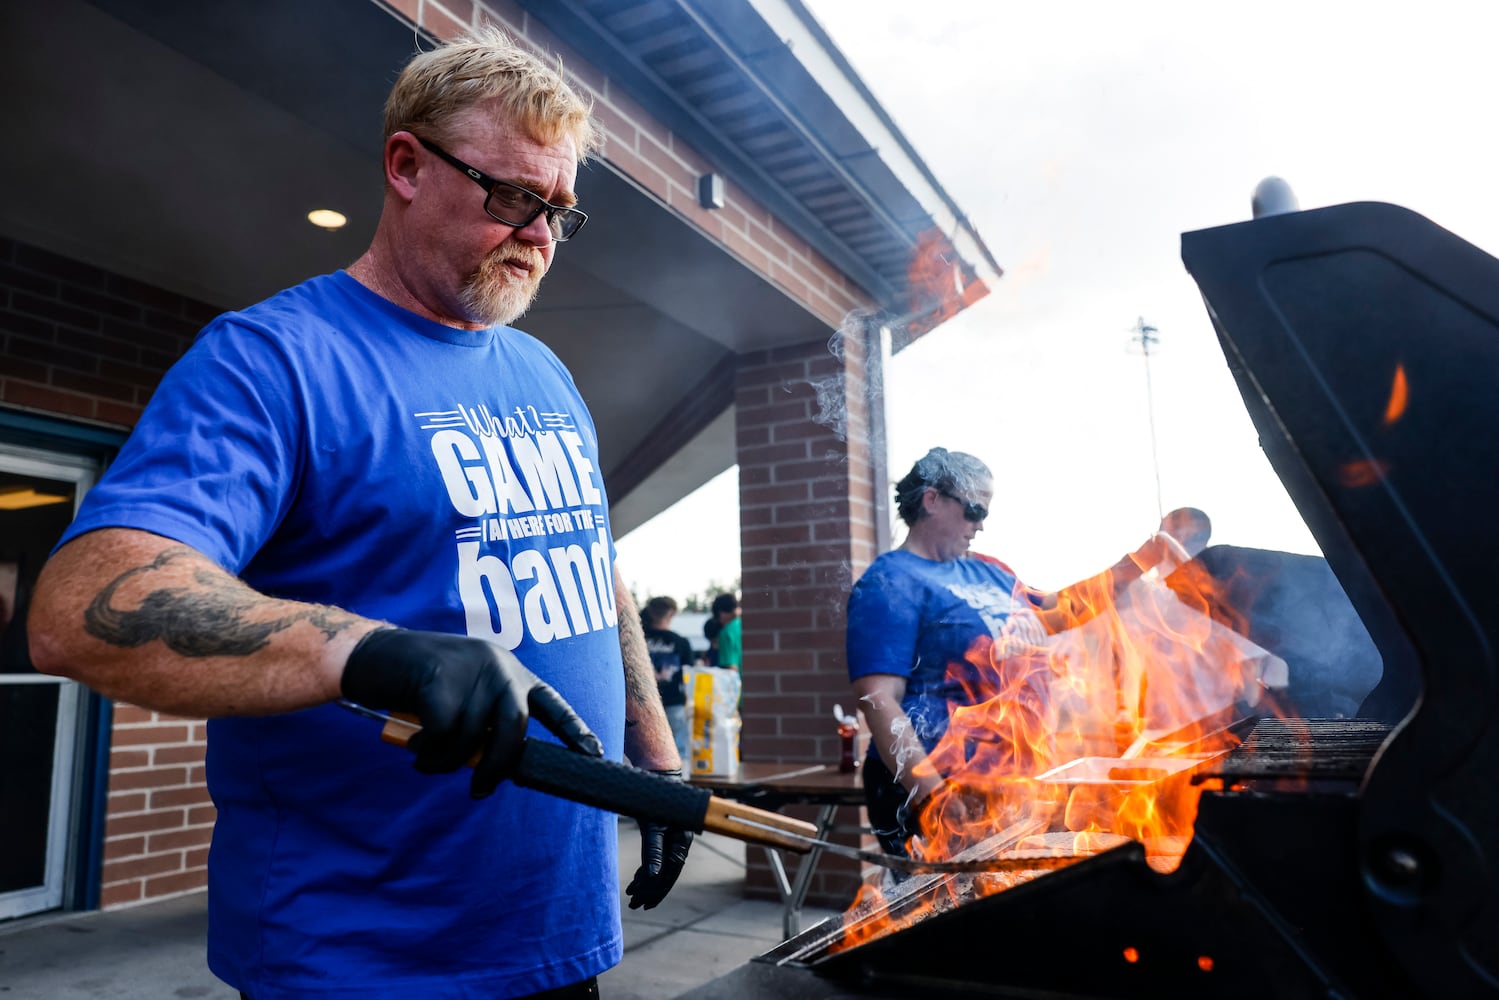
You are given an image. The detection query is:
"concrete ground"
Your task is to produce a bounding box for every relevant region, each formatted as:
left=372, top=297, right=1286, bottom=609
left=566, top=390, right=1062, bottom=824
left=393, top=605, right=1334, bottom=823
left=0, top=822, right=841, bottom=1000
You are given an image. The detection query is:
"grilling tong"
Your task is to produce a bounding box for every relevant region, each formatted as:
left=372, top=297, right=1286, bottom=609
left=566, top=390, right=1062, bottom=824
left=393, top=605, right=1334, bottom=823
left=341, top=701, right=1083, bottom=876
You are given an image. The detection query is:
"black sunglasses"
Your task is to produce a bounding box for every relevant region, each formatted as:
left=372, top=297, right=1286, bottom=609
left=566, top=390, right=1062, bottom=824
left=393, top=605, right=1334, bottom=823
left=938, top=489, right=989, bottom=523
left=415, top=136, right=588, bottom=242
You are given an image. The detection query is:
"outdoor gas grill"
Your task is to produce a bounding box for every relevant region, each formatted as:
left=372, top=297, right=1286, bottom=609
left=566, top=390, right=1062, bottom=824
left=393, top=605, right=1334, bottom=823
left=682, top=195, right=1499, bottom=999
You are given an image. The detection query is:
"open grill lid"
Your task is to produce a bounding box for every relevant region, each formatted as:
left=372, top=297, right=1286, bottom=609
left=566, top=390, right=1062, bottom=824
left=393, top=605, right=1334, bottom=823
left=1181, top=198, right=1498, bottom=994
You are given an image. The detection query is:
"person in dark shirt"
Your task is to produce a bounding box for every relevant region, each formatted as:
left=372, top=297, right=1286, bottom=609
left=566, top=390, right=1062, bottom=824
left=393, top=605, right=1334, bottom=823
left=642, top=596, right=694, bottom=761
left=702, top=617, right=722, bottom=666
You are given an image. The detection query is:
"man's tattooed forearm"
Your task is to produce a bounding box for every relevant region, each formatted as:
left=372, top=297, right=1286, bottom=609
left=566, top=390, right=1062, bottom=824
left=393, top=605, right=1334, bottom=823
left=84, top=548, right=360, bottom=657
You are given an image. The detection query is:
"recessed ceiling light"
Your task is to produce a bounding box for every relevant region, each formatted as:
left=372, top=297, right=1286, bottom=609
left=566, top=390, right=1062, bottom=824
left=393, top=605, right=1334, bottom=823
left=307, top=209, right=347, bottom=231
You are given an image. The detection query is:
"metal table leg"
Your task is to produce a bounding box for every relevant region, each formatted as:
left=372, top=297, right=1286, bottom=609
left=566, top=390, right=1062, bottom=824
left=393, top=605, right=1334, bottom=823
left=769, top=801, right=840, bottom=939
left=762, top=845, right=792, bottom=912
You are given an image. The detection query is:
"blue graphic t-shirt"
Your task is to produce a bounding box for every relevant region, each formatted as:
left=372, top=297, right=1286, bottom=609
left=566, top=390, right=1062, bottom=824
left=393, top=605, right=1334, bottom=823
left=846, top=550, right=1040, bottom=750
left=60, top=271, right=625, bottom=999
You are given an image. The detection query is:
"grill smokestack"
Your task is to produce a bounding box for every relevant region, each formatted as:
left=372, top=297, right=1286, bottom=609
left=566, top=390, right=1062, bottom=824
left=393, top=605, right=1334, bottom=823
left=1251, top=176, right=1299, bottom=218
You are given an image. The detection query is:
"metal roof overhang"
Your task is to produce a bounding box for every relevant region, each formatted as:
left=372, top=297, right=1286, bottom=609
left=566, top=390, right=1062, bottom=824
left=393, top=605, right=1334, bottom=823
left=516, top=0, right=1002, bottom=337
left=0, top=0, right=997, bottom=535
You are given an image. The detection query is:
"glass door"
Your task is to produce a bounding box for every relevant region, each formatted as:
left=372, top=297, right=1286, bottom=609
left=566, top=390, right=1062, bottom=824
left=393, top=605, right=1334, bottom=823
left=0, top=443, right=98, bottom=920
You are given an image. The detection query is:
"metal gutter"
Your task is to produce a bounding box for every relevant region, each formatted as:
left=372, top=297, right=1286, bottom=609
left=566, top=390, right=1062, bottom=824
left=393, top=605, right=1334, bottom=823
left=671, top=0, right=921, bottom=256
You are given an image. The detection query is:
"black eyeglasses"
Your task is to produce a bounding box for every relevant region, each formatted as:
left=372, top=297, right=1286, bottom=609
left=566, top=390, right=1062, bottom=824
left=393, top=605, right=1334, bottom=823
left=939, top=490, right=989, bottom=523
left=415, top=136, right=588, bottom=242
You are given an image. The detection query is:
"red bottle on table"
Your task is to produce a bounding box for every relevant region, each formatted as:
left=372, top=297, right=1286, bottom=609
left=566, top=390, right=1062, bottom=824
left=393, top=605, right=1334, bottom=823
left=837, top=721, right=858, bottom=773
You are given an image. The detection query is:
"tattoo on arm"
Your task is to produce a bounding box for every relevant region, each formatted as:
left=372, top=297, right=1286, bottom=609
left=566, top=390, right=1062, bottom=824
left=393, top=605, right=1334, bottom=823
left=84, top=548, right=360, bottom=657
left=615, top=601, right=656, bottom=713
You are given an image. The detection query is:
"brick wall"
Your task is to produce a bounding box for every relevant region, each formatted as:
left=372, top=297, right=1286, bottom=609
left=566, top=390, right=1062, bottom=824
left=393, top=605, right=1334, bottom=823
left=99, top=706, right=215, bottom=907
left=735, top=332, right=880, bottom=906
left=1, top=236, right=221, bottom=906
left=0, top=238, right=216, bottom=427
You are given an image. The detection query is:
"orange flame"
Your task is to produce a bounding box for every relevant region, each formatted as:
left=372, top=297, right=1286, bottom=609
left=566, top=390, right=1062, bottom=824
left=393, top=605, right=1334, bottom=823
left=836, top=553, right=1285, bottom=951
left=1330, top=364, right=1406, bottom=489
left=1383, top=364, right=1408, bottom=425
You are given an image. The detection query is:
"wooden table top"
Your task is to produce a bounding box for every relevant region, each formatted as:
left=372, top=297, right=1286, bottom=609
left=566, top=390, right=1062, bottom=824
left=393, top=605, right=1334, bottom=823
left=689, top=760, right=865, bottom=803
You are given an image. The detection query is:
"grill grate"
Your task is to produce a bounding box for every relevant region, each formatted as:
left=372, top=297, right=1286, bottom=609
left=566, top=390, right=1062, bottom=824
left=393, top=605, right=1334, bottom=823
left=1202, top=718, right=1393, bottom=782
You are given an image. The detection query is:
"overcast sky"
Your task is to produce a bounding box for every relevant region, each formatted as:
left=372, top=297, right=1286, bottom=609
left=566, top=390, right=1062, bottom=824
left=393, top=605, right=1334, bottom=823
left=616, top=0, right=1499, bottom=598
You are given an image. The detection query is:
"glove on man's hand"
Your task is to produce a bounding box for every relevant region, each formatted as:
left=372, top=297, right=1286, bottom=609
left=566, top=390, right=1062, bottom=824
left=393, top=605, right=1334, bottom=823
left=897, top=779, right=992, bottom=848
left=625, top=769, right=694, bottom=910
left=341, top=628, right=602, bottom=799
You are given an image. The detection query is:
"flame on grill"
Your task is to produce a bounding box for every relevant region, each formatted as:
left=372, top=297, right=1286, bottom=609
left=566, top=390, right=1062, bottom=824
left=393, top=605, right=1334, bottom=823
left=835, top=557, right=1285, bottom=952
left=1383, top=363, right=1408, bottom=425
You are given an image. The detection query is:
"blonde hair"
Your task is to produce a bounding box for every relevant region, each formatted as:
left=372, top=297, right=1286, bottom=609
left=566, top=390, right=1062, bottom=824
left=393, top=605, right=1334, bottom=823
left=383, top=24, right=602, bottom=161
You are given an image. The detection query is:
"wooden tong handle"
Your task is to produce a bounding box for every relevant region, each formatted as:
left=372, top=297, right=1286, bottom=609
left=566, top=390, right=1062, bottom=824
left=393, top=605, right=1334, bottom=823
left=378, top=713, right=819, bottom=853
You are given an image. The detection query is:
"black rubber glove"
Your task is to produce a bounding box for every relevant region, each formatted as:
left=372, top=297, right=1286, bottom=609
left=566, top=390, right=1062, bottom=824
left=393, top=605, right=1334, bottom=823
left=624, top=769, right=694, bottom=909
left=896, top=780, right=987, bottom=848
left=341, top=628, right=603, bottom=799
left=894, top=794, right=923, bottom=847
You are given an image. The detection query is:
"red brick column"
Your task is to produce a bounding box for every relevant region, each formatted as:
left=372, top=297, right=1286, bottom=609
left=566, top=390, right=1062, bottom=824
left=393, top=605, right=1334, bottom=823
left=734, top=330, right=881, bottom=908
left=99, top=706, right=214, bottom=907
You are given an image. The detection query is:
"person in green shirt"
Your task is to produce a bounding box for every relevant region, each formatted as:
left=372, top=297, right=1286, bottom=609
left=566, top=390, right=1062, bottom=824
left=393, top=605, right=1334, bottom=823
left=710, top=592, right=742, bottom=688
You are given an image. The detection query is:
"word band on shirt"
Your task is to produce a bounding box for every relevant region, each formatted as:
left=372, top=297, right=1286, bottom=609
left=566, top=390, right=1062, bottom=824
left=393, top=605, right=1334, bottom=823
left=422, top=403, right=618, bottom=649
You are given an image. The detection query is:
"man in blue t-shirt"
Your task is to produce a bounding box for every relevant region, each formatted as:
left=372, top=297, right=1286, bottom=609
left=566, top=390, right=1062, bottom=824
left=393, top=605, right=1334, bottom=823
left=28, top=26, right=690, bottom=1000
